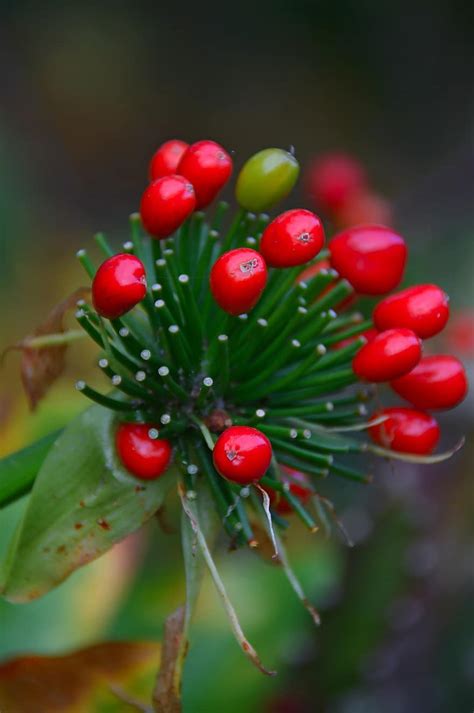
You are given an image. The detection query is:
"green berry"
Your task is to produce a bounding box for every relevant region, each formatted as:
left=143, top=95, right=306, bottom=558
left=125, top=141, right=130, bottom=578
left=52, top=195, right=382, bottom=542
left=235, top=148, right=300, bottom=212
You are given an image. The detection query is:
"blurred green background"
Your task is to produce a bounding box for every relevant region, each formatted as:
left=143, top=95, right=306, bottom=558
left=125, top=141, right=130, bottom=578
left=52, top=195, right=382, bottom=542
left=0, top=1, right=473, bottom=711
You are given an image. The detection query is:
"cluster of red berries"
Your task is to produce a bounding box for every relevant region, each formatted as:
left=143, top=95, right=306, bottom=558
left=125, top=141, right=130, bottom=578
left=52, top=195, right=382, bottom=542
left=59, top=136, right=470, bottom=684
left=143, top=139, right=233, bottom=236
left=85, top=138, right=467, bottom=524
left=327, top=226, right=466, bottom=455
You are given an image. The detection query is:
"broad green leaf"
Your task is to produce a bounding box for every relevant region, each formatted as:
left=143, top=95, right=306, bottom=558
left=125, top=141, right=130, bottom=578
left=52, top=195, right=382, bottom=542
left=0, top=640, right=160, bottom=712
left=0, top=431, right=61, bottom=509
left=0, top=405, right=176, bottom=603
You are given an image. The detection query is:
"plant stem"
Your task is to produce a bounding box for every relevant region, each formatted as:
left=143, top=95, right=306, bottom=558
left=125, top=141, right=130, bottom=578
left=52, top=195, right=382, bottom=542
left=179, top=483, right=276, bottom=676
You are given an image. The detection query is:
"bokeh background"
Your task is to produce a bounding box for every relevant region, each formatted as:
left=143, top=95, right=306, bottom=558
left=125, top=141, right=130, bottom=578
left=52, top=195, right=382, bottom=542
left=0, top=2, right=473, bottom=711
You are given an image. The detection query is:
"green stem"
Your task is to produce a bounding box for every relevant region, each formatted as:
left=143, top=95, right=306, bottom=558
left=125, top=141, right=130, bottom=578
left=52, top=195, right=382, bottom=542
left=219, top=207, right=246, bottom=254
left=271, top=437, right=333, bottom=468
left=75, top=381, right=141, bottom=412
left=190, top=416, right=215, bottom=451
left=24, top=330, right=86, bottom=349
left=0, top=430, right=62, bottom=508
left=210, top=201, right=229, bottom=232
left=319, top=320, right=373, bottom=347
left=94, top=232, right=114, bottom=257
left=299, top=268, right=336, bottom=303
left=179, top=483, right=275, bottom=675
left=76, top=249, right=95, bottom=278
left=157, top=366, right=188, bottom=401
left=330, top=460, right=371, bottom=483
left=232, top=339, right=303, bottom=401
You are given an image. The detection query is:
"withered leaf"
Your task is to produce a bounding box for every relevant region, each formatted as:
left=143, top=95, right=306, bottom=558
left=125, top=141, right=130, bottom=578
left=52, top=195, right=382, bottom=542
left=250, top=520, right=282, bottom=565
left=152, top=606, right=186, bottom=713
left=0, top=640, right=160, bottom=713
left=4, top=287, right=90, bottom=410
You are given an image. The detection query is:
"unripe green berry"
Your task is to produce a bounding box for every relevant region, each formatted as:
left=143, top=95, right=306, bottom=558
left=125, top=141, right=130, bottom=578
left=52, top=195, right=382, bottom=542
left=236, top=148, right=300, bottom=212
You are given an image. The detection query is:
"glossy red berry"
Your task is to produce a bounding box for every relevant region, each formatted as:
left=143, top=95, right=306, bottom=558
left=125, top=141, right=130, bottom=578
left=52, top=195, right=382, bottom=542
left=369, top=408, right=440, bottom=455
left=178, top=140, right=232, bottom=209
left=210, top=248, right=268, bottom=315
left=92, top=254, right=147, bottom=319
left=116, top=423, right=172, bottom=480
left=259, top=209, right=325, bottom=268
left=140, top=175, right=196, bottom=239
left=265, top=468, right=312, bottom=515
left=352, top=328, right=422, bottom=382
left=306, top=153, right=367, bottom=213
left=373, top=284, right=450, bottom=339
left=391, top=355, right=468, bottom=410
left=213, top=426, right=272, bottom=485
left=329, top=225, right=407, bottom=295
left=149, top=139, right=189, bottom=180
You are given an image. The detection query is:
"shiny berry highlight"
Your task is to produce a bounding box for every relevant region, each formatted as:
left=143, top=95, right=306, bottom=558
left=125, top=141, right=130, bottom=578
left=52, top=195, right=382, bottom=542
left=178, top=140, right=232, bottom=209
left=374, top=284, right=450, bottom=339
left=92, top=254, right=147, bottom=319
left=149, top=139, right=189, bottom=180
left=210, top=248, right=268, bottom=315
left=391, top=355, right=468, bottom=410
left=259, top=209, right=325, bottom=268
left=369, top=407, right=440, bottom=455
left=116, top=423, right=172, bottom=480
left=329, top=225, right=407, bottom=295
left=140, top=175, right=196, bottom=239
left=213, top=426, right=272, bottom=485
left=353, top=328, right=421, bottom=382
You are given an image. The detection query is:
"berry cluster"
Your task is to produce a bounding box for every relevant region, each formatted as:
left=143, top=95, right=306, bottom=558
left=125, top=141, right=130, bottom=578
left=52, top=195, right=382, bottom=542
left=78, top=139, right=467, bottom=528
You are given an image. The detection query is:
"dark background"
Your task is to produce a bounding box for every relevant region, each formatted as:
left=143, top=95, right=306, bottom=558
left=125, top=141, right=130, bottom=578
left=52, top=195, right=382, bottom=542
left=1, top=1, right=473, bottom=237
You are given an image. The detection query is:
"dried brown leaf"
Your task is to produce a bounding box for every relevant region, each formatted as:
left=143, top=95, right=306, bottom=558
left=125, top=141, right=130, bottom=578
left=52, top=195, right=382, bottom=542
left=3, top=287, right=90, bottom=410
left=250, top=521, right=282, bottom=565
left=0, top=640, right=160, bottom=713
left=152, top=606, right=186, bottom=713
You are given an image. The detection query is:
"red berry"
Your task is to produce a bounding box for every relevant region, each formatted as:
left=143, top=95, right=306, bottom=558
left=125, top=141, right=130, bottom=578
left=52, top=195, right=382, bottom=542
left=116, top=423, right=172, bottom=480
left=92, top=254, right=147, bottom=319
left=149, top=139, right=189, bottom=180
left=353, top=328, right=422, bottom=382
left=178, top=140, right=233, bottom=209
left=213, top=426, right=272, bottom=485
left=259, top=209, right=325, bottom=268
left=210, top=248, right=268, bottom=315
left=265, top=468, right=312, bottom=515
left=373, top=284, right=450, bottom=339
left=306, top=153, right=367, bottom=213
left=391, top=355, right=468, bottom=410
left=329, top=225, right=407, bottom=295
left=140, top=175, right=196, bottom=239
left=369, top=407, right=440, bottom=455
